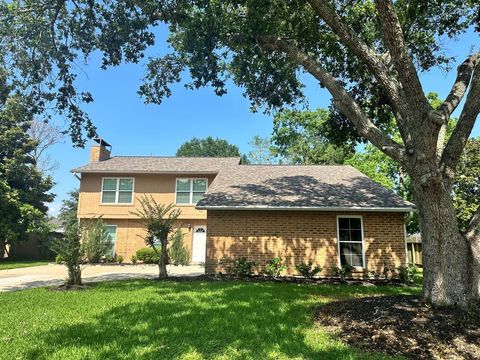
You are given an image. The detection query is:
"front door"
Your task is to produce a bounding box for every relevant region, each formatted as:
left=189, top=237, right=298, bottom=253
left=192, top=226, right=206, bottom=263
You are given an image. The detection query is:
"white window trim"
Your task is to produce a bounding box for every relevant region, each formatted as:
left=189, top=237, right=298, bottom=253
left=105, top=224, right=118, bottom=256
left=175, top=178, right=208, bottom=205
left=336, top=215, right=366, bottom=269
left=101, top=177, right=135, bottom=205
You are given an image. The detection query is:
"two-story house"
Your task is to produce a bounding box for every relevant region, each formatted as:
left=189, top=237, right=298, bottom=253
left=73, top=140, right=415, bottom=274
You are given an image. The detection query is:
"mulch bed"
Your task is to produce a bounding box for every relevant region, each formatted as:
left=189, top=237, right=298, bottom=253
left=167, top=273, right=407, bottom=286
left=316, top=295, right=480, bottom=359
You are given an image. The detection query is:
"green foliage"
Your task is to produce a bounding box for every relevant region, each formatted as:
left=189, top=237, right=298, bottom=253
left=453, top=137, right=480, bottom=231
left=55, top=254, right=63, bottom=264
left=295, top=262, right=322, bottom=279
left=1, top=0, right=477, bottom=146
left=58, top=190, right=79, bottom=231
left=130, top=254, right=138, bottom=264
left=330, top=265, right=355, bottom=281
left=176, top=136, right=242, bottom=158
left=272, top=109, right=354, bottom=165
left=264, top=258, right=287, bottom=277
left=135, top=247, right=160, bottom=264
left=81, top=218, right=113, bottom=263
left=397, top=264, right=418, bottom=285
left=131, top=196, right=181, bottom=277
left=116, top=255, right=124, bottom=264
left=0, top=82, right=54, bottom=255
left=104, top=254, right=115, bottom=263
left=51, top=222, right=83, bottom=285
left=168, top=229, right=189, bottom=266
left=247, top=135, right=279, bottom=164
left=219, top=257, right=257, bottom=277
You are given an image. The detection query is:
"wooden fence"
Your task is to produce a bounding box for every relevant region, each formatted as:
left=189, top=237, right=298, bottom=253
left=406, top=233, right=422, bottom=266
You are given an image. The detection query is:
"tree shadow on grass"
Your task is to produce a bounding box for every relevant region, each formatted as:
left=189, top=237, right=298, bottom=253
left=26, top=280, right=394, bottom=360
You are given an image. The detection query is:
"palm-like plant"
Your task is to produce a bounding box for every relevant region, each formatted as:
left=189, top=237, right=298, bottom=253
left=131, top=196, right=181, bottom=278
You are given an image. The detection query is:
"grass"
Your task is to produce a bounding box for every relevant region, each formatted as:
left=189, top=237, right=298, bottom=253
left=0, top=279, right=420, bottom=360
left=0, top=259, right=51, bottom=270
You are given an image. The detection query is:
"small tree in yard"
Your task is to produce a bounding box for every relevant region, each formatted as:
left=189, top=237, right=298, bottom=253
left=132, top=196, right=181, bottom=278
left=51, top=222, right=83, bottom=286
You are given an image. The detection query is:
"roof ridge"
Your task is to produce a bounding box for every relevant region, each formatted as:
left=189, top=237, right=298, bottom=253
left=110, top=155, right=241, bottom=159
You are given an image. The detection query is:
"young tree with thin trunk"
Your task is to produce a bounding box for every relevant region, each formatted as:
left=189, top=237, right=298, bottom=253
left=132, top=196, right=181, bottom=279
left=2, top=1, right=480, bottom=306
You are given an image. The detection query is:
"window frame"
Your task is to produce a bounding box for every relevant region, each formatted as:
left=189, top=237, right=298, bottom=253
left=105, top=224, right=117, bottom=256
left=175, top=178, right=208, bottom=205
left=101, top=177, right=135, bottom=205
left=336, top=215, right=365, bottom=269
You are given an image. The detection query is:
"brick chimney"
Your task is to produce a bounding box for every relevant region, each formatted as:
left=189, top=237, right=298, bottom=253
left=90, top=138, right=111, bottom=162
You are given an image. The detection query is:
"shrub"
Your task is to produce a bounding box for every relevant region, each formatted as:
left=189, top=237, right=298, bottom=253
left=264, top=258, right=287, bottom=277
left=362, top=268, right=370, bottom=280
left=55, top=254, right=63, bottom=264
left=397, top=264, right=418, bottom=284
left=330, top=264, right=355, bottom=280
left=169, top=229, right=189, bottom=266
left=220, top=257, right=256, bottom=277
left=81, top=219, right=113, bottom=263
left=136, top=247, right=160, bottom=264
left=131, top=255, right=138, bottom=264
left=116, top=255, right=124, bottom=264
left=104, top=254, right=115, bottom=263
left=51, top=223, right=83, bottom=285
left=295, top=261, right=322, bottom=278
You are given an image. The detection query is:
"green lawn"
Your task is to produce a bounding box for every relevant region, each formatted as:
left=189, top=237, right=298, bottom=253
left=0, top=259, right=50, bottom=270
left=0, top=279, right=420, bottom=360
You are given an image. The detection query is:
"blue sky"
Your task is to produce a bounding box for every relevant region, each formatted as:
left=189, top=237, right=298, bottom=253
left=46, top=27, right=480, bottom=216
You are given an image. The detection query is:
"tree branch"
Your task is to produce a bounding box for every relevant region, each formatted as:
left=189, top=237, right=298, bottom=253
left=257, top=36, right=406, bottom=163
left=306, top=0, right=408, bottom=123
left=441, top=66, right=480, bottom=179
left=437, top=51, right=480, bottom=119
left=374, top=0, right=430, bottom=115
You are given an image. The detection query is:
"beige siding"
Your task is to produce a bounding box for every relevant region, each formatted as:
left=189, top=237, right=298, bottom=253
left=78, top=173, right=216, bottom=220
left=205, top=210, right=406, bottom=275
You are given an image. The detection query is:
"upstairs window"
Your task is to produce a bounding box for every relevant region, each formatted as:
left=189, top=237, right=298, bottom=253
left=337, top=216, right=364, bottom=268
left=101, top=178, right=134, bottom=204
left=176, top=178, right=207, bottom=204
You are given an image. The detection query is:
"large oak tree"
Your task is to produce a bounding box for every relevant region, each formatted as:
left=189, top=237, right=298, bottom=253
left=1, top=1, right=480, bottom=306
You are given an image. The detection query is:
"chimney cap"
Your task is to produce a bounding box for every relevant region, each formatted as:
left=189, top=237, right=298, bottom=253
left=93, top=137, right=111, bottom=148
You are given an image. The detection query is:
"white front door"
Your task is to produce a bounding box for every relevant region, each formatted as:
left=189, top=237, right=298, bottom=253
left=192, top=226, right=207, bottom=263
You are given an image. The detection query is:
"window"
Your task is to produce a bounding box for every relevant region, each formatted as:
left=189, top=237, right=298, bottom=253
left=105, top=225, right=117, bottom=256
left=101, top=178, right=134, bottom=204
left=337, top=216, right=364, bottom=268
left=176, top=178, right=207, bottom=204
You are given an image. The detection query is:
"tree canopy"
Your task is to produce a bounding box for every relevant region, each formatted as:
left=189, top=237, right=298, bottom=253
left=0, top=73, right=54, bottom=256
left=176, top=136, right=248, bottom=162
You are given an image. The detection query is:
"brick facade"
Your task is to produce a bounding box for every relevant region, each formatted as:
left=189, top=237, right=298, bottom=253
left=205, top=210, right=406, bottom=275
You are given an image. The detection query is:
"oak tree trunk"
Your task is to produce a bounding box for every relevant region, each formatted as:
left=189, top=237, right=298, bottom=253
left=410, top=174, right=480, bottom=306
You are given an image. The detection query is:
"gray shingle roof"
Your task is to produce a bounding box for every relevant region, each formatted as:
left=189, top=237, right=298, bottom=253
left=71, top=156, right=241, bottom=174
left=196, top=165, right=414, bottom=212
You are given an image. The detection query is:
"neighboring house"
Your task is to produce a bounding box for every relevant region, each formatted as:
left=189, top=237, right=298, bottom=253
left=73, top=140, right=415, bottom=274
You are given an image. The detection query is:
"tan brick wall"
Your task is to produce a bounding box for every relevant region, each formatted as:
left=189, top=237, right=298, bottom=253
left=89, top=145, right=111, bottom=162
left=78, top=173, right=216, bottom=220
left=205, top=210, right=406, bottom=275
left=80, top=218, right=206, bottom=263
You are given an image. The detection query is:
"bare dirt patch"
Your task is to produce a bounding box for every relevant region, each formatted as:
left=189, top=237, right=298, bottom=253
left=316, top=295, right=480, bottom=360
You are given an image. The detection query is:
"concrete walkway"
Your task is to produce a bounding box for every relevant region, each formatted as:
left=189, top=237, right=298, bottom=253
left=0, top=264, right=205, bottom=292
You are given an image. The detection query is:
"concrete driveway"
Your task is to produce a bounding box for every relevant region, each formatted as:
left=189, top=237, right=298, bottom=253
left=0, top=264, right=205, bottom=292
